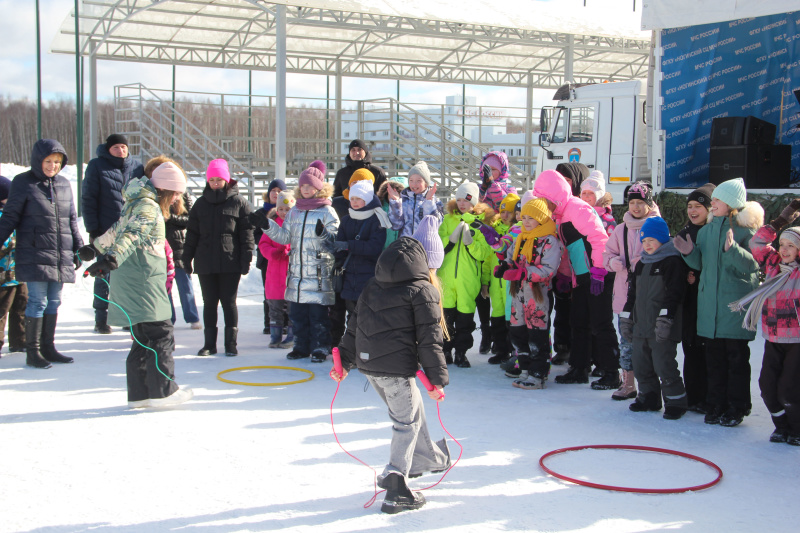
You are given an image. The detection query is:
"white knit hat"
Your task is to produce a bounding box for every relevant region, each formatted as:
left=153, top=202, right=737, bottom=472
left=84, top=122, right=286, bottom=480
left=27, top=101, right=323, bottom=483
left=581, top=175, right=605, bottom=202
left=150, top=162, right=187, bottom=193
left=349, top=180, right=374, bottom=203
left=456, top=181, right=480, bottom=206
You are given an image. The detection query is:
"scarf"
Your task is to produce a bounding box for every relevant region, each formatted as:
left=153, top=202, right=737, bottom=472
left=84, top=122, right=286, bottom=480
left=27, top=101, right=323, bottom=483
left=729, top=263, right=797, bottom=331
left=348, top=207, right=392, bottom=229
left=640, top=240, right=679, bottom=264
left=513, top=218, right=557, bottom=263
left=295, top=197, right=332, bottom=211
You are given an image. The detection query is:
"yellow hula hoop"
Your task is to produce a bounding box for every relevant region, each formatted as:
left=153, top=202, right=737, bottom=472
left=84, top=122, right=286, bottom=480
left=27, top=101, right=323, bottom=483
left=217, top=366, right=315, bottom=386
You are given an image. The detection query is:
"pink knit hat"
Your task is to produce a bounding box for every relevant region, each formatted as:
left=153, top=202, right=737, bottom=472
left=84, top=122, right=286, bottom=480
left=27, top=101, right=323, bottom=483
left=299, top=165, right=325, bottom=190
left=484, top=154, right=503, bottom=171
left=150, top=162, right=186, bottom=193
left=207, top=159, right=231, bottom=183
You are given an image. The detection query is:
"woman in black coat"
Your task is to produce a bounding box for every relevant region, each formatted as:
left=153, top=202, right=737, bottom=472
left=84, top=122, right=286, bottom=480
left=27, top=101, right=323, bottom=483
left=0, top=139, right=84, bottom=369
left=182, top=159, right=254, bottom=357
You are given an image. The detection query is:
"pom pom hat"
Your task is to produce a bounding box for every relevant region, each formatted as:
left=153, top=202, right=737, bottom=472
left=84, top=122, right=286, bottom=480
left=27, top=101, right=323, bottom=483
left=299, top=165, right=326, bottom=191
left=276, top=190, right=296, bottom=209
left=581, top=175, right=605, bottom=203
left=348, top=180, right=374, bottom=203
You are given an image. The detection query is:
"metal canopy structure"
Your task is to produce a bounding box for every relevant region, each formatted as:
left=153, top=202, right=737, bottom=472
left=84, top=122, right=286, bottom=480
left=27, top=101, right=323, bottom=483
left=52, top=0, right=651, bottom=88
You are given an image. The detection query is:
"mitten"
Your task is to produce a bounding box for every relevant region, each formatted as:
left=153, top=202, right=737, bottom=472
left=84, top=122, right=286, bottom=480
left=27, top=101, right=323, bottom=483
left=449, top=223, right=464, bottom=244
left=654, top=316, right=673, bottom=343
left=494, top=261, right=511, bottom=279
left=723, top=228, right=735, bottom=252
left=618, top=316, right=634, bottom=342
left=73, top=253, right=82, bottom=269
left=78, top=244, right=97, bottom=262
left=589, top=266, right=607, bottom=296
left=248, top=210, right=269, bottom=230
left=607, top=256, right=625, bottom=273
left=241, top=263, right=250, bottom=275
left=315, top=219, right=325, bottom=236
left=503, top=267, right=526, bottom=281
left=478, top=223, right=500, bottom=246
left=769, top=198, right=800, bottom=232
left=554, top=272, right=572, bottom=293
left=461, top=223, right=474, bottom=246
left=673, top=234, right=694, bottom=255
left=86, top=255, right=118, bottom=277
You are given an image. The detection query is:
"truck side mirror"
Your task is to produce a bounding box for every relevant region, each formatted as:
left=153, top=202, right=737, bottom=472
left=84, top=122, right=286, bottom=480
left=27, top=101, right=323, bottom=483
left=539, top=132, right=550, bottom=147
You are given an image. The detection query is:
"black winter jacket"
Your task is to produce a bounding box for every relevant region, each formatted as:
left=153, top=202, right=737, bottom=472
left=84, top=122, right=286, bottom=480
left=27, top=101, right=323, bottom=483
left=0, top=139, right=84, bottom=283
left=332, top=150, right=387, bottom=198
left=339, top=237, right=448, bottom=386
left=165, top=192, right=193, bottom=270
left=335, top=197, right=387, bottom=301
left=183, top=182, right=254, bottom=275
left=82, top=143, right=144, bottom=236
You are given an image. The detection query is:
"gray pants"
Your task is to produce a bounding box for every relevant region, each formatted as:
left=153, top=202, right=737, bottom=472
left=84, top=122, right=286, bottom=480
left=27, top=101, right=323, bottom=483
left=267, top=299, right=291, bottom=328
left=633, top=336, right=688, bottom=407
left=366, top=375, right=450, bottom=480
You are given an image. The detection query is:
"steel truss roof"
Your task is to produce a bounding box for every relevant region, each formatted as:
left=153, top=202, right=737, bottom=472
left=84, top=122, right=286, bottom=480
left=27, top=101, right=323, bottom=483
left=52, top=0, right=651, bottom=89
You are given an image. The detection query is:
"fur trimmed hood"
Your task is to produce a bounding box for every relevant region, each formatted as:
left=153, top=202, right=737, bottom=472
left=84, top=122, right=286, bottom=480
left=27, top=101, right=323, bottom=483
left=445, top=199, right=496, bottom=222
left=596, top=192, right=613, bottom=208
left=734, top=201, right=764, bottom=230
left=377, top=179, right=405, bottom=202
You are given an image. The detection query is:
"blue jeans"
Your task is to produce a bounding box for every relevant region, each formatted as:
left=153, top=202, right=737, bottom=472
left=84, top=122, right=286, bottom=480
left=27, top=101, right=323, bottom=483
left=170, top=267, right=200, bottom=324
left=288, top=302, right=331, bottom=355
left=618, top=315, right=633, bottom=371
left=367, top=375, right=451, bottom=479
left=26, top=281, right=63, bottom=317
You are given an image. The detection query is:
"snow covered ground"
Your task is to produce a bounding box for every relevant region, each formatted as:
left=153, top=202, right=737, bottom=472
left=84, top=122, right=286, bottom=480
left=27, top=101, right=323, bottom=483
left=1, top=164, right=798, bottom=532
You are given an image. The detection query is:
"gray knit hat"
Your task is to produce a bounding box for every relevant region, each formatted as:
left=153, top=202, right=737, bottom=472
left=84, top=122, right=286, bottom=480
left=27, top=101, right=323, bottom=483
left=780, top=227, right=800, bottom=250
left=412, top=215, right=444, bottom=269
left=408, top=161, right=432, bottom=187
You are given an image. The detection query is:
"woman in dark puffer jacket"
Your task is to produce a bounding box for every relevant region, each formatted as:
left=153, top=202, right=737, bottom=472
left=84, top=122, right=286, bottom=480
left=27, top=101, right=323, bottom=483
left=332, top=217, right=450, bottom=514
left=0, top=139, right=84, bottom=369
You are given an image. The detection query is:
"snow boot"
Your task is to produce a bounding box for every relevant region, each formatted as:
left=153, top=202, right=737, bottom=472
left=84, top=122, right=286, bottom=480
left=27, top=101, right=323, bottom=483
left=454, top=351, right=471, bottom=368
left=25, top=316, right=51, bottom=369
left=197, top=327, right=218, bottom=356
left=94, top=319, right=112, bottom=334
left=444, top=350, right=453, bottom=365
left=629, top=391, right=662, bottom=412
left=612, top=369, right=637, bottom=400
left=268, top=324, right=282, bottom=348
left=311, top=350, right=328, bottom=363
left=704, top=405, right=725, bottom=425
left=499, top=354, right=518, bottom=372
left=380, top=473, right=426, bottom=514
left=719, top=407, right=750, bottom=427
left=224, top=327, right=238, bottom=357
left=551, top=345, right=570, bottom=365
left=769, top=412, right=789, bottom=443
left=787, top=434, right=800, bottom=446
left=286, top=349, right=310, bottom=360
left=513, top=373, right=546, bottom=390
left=591, top=371, right=621, bottom=390
left=663, top=405, right=687, bottom=420
left=40, top=314, right=73, bottom=364
left=554, top=365, right=589, bottom=384
left=479, top=335, right=492, bottom=355
left=487, top=352, right=511, bottom=365
left=770, top=429, right=789, bottom=443
left=279, top=326, right=294, bottom=349
left=591, top=367, right=605, bottom=378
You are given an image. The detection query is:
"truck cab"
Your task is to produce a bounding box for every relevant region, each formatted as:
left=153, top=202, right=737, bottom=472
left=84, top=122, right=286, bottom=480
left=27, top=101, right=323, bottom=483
left=536, top=80, right=650, bottom=204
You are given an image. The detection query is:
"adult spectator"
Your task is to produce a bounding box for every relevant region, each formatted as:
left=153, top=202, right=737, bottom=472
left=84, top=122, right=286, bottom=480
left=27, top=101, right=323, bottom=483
left=82, top=134, right=144, bottom=333
left=332, top=139, right=387, bottom=198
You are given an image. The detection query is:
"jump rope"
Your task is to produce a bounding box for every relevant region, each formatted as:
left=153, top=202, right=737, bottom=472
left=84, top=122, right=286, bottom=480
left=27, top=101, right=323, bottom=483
left=329, top=347, right=463, bottom=508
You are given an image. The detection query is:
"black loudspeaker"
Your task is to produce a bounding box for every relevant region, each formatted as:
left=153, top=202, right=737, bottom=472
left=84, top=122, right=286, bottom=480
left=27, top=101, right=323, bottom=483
left=710, top=116, right=776, bottom=146
left=709, top=144, right=791, bottom=188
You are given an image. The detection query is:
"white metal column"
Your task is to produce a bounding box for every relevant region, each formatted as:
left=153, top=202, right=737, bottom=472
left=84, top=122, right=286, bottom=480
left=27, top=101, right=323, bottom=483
left=336, top=60, right=343, bottom=157
left=565, top=34, right=574, bottom=83
left=89, top=40, right=98, bottom=154
left=275, top=4, right=287, bottom=179
left=525, top=73, right=533, bottom=181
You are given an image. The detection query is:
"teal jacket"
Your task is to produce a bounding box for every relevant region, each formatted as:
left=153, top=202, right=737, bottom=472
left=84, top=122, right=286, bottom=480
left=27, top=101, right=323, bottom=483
left=682, top=203, right=763, bottom=340
left=94, top=178, right=171, bottom=327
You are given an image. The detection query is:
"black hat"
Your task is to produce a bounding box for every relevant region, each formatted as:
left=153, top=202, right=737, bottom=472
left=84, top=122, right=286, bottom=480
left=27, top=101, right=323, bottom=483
left=0, top=175, right=10, bottom=202
left=105, top=134, right=129, bottom=151
left=687, top=182, right=715, bottom=208
left=625, top=180, right=654, bottom=207
left=348, top=139, right=367, bottom=151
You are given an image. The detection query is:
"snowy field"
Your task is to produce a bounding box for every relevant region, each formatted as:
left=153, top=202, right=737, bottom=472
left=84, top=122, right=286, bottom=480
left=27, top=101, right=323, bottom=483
left=0, top=163, right=797, bottom=532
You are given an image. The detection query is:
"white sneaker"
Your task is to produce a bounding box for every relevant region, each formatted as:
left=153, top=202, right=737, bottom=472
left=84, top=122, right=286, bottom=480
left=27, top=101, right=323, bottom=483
left=513, top=375, right=546, bottom=390
left=149, top=387, right=194, bottom=407
left=190, top=322, right=202, bottom=330
left=128, top=399, right=151, bottom=409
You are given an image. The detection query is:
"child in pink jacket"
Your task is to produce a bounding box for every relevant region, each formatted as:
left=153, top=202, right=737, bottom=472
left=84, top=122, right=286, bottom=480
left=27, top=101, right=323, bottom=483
left=478, top=151, right=517, bottom=212
left=258, top=190, right=294, bottom=348
left=533, top=169, right=620, bottom=390
left=602, top=181, right=661, bottom=400
left=580, top=171, right=616, bottom=237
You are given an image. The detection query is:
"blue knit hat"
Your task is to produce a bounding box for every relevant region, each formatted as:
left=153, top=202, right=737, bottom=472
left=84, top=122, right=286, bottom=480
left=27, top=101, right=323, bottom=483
left=711, top=178, right=747, bottom=210
left=412, top=215, right=444, bottom=269
left=640, top=216, right=670, bottom=244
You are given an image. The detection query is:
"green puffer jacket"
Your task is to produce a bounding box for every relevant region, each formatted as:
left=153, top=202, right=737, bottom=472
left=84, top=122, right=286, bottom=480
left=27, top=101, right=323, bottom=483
left=94, top=178, right=171, bottom=327
left=481, top=218, right=509, bottom=318
left=682, top=202, right=763, bottom=340
left=438, top=201, right=493, bottom=314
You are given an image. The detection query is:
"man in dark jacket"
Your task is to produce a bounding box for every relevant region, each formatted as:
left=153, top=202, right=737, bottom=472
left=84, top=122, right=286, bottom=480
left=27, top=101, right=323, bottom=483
left=332, top=139, right=387, bottom=198
left=82, top=134, right=144, bottom=333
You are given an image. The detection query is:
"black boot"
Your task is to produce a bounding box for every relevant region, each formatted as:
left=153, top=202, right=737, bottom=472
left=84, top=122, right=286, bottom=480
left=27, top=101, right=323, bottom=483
left=380, top=473, right=426, bottom=514
left=198, top=327, right=217, bottom=356
left=454, top=351, right=471, bottom=368
left=629, top=391, right=663, bottom=412
left=224, top=327, right=238, bottom=357
left=94, top=319, right=112, bottom=334
left=591, top=371, right=621, bottom=390
left=40, top=314, right=73, bottom=363
left=554, top=365, right=589, bottom=384
left=25, top=317, right=51, bottom=369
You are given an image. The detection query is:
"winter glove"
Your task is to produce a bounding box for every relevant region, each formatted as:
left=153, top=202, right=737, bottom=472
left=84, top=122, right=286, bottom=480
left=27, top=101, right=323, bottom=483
left=503, top=267, right=526, bottom=282
left=461, top=223, right=474, bottom=246
left=248, top=210, right=269, bottom=230
left=85, top=255, right=118, bottom=277
left=618, top=316, right=634, bottom=342
left=481, top=164, right=493, bottom=187
left=723, top=228, right=735, bottom=252
left=494, top=261, right=511, bottom=279
left=77, top=244, right=98, bottom=262
left=589, top=266, right=607, bottom=296
left=478, top=223, right=500, bottom=246
left=654, top=316, right=673, bottom=343
left=315, top=219, right=325, bottom=237
left=673, top=233, right=694, bottom=255
left=769, top=198, right=800, bottom=232
left=554, top=272, right=572, bottom=294
left=73, top=253, right=82, bottom=269
left=607, top=256, right=625, bottom=273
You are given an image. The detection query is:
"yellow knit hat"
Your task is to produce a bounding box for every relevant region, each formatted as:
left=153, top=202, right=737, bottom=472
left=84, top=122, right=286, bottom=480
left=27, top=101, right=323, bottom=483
left=521, top=198, right=551, bottom=225
left=349, top=168, right=374, bottom=187
left=499, top=193, right=520, bottom=213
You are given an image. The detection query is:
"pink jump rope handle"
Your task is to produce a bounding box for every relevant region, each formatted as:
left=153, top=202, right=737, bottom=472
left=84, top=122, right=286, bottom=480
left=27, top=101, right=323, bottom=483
left=332, top=347, right=343, bottom=377
left=416, top=369, right=444, bottom=399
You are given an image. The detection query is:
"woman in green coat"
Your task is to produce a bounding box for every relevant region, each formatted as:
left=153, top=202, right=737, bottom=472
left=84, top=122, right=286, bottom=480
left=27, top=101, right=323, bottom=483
left=674, top=178, right=763, bottom=427
left=83, top=162, right=193, bottom=409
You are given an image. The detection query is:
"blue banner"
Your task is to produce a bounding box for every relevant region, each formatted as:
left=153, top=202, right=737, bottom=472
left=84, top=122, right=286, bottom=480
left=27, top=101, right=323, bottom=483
left=660, top=12, right=800, bottom=188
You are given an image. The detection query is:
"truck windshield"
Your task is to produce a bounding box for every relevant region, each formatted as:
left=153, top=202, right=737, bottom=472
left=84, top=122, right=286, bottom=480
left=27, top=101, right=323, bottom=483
left=552, top=107, right=567, bottom=143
